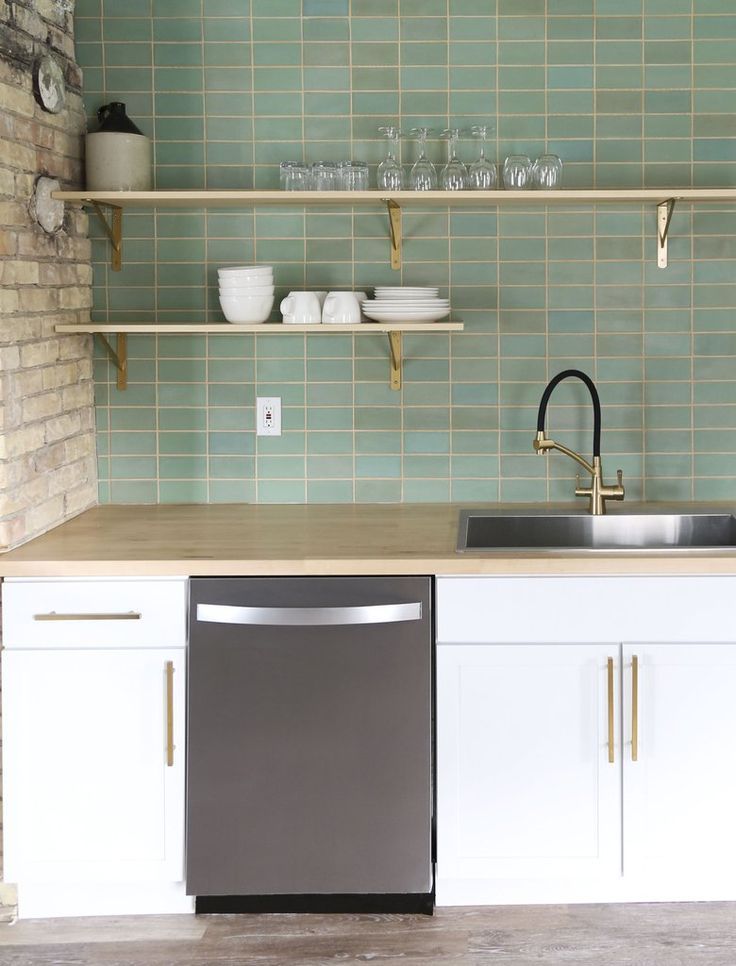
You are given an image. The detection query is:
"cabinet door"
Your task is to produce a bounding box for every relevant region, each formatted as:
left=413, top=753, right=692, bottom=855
left=3, top=648, right=185, bottom=884
left=623, top=643, right=736, bottom=884
left=437, top=643, right=621, bottom=886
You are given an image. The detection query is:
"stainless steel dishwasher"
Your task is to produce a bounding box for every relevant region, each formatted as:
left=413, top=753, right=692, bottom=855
left=186, top=576, right=433, bottom=914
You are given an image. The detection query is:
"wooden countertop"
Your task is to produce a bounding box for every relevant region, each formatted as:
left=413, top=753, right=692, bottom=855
left=3, top=503, right=736, bottom=577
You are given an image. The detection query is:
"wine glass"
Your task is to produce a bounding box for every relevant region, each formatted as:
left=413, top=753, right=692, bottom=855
left=376, top=126, right=404, bottom=190
left=440, top=128, right=468, bottom=190
left=409, top=127, right=437, bottom=191
left=468, top=125, right=497, bottom=190
left=531, top=154, right=563, bottom=190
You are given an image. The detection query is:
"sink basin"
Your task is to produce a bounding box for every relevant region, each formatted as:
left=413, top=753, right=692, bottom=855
left=457, top=510, right=736, bottom=552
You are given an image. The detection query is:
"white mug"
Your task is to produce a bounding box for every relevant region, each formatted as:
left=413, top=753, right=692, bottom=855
left=280, top=291, right=321, bottom=325
left=322, top=291, right=362, bottom=325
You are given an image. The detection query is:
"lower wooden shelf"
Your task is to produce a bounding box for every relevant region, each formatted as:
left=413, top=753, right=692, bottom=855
left=55, top=321, right=464, bottom=392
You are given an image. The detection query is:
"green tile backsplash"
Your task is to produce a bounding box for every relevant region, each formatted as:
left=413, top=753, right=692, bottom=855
left=78, top=1, right=736, bottom=504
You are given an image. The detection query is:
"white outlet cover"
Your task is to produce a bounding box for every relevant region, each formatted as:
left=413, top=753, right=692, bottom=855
left=257, top=396, right=281, bottom=436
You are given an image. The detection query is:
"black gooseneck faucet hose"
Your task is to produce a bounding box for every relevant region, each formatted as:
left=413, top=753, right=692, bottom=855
left=536, top=369, right=602, bottom=458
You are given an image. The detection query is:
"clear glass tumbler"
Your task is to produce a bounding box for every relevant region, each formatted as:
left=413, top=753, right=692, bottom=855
left=468, top=125, right=498, bottom=190
left=377, top=126, right=405, bottom=190
left=409, top=127, right=437, bottom=191
left=502, top=155, right=532, bottom=190
left=343, top=161, right=370, bottom=190
left=311, top=161, right=339, bottom=190
left=531, top=154, right=563, bottom=190
left=281, top=161, right=311, bottom=190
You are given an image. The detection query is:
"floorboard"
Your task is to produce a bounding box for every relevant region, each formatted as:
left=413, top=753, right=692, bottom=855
left=0, top=904, right=734, bottom=965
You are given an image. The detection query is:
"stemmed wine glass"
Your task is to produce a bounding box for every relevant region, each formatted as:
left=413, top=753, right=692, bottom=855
left=409, top=127, right=437, bottom=191
left=376, top=126, right=404, bottom=190
left=468, top=125, right=497, bottom=190
left=440, top=128, right=468, bottom=190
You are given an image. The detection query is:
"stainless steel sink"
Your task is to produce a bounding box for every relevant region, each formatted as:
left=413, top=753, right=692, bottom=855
left=457, top=510, right=736, bottom=552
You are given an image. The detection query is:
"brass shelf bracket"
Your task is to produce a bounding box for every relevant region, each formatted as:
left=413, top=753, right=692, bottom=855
left=387, top=330, right=402, bottom=390
left=96, top=332, right=128, bottom=390
left=657, top=198, right=676, bottom=269
left=385, top=199, right=402, bottom=270
left=91, top=201, right=123, bottom=271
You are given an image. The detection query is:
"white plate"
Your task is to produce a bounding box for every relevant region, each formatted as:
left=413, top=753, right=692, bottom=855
left=363, top=300, right=449, bottom=306
left=363, top=308, right=450, bottom=323
left=375, top=290, right=439, bottom=298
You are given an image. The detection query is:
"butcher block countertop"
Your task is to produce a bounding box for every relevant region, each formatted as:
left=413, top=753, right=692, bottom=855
left=2, top=503, right=736, bottom=577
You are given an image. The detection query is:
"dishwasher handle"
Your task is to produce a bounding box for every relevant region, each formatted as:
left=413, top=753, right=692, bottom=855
left=196, top=601, right=422, bottom=627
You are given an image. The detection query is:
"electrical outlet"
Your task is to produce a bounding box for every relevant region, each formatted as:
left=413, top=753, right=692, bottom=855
left=256, top=396, right=281, bottom=437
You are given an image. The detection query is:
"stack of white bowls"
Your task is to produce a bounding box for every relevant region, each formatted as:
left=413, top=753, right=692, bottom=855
left=218, top=265, right=274, bottom=323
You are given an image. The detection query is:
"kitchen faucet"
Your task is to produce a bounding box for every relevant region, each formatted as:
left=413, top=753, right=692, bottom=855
left=533, top=369, right=625, bottom=516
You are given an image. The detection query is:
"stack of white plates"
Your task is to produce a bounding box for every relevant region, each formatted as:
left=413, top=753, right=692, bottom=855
left=218, top=265, right=274, bottom=324
left=362, top=287, right=450, bottom=324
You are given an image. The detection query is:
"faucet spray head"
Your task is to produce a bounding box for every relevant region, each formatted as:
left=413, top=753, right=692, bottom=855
left=533, top=430, right=548, bottom=453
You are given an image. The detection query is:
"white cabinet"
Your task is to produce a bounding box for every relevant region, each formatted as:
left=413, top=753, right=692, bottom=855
left=1, top=577, right=192, bottom=918
left=437, top=643, right=620, bottom=893
left=623, top=643, right=736, bottom=884
left=436, top=575, right=736, bottom=906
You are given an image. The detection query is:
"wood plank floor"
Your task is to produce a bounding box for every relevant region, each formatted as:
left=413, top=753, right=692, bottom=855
left=1, top=903, right=735, bottom=965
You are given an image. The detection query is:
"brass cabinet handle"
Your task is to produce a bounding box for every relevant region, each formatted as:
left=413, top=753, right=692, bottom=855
left=631, top=654, right=639, bottom=762
left=165, top=660, right=175, bottom=767
left=33, top=611, right=142, bottom=621
left=607, top=657, right=615, bottom=764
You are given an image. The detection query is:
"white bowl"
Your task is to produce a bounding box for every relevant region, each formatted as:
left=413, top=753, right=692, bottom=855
left=219, top=285, right=275, bottom=297
left=219, top=294, right=274, bottom=324
left=218, top=265, right=273, bottom=277
left=219, top=275, right=273, bottom=289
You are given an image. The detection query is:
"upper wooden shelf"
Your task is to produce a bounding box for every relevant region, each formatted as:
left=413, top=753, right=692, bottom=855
left=52, top=188, right=736, bottom=208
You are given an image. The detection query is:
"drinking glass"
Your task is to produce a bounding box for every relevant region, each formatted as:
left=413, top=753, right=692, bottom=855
left=468, top=125, right=497, bottom=190
left=311, top=161, right=339, bottom=190
left=377, top=126, right=405, bottom=190
left=502, top=155, right=532, bottom=190
left=409, top=127, right=437, bottom=191
left=281, top=161, right=311, bottom=190
left=440, top=128, right=468, bottom=190
left=531, top=154, right=563, bottom=190
left=342, top=161, right=370, bottom=190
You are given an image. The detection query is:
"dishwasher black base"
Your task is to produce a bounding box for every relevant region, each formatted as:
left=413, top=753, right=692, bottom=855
left=195, top=892, right=434, bottom=916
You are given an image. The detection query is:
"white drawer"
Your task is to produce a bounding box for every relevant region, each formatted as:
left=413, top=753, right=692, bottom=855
left=437, top=575, right=736, bottom=644
left=2, top=578, right=188, bottom=649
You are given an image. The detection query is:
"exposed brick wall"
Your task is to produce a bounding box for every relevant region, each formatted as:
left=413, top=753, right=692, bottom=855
left=0, top=0, right=97, bottom=918
left=0, top=0, right=97, bottom=554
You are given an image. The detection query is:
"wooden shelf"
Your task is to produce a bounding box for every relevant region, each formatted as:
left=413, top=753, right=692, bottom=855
left=56, top=321, right=464, bottom=392
left=51, top=188, right=736, bottom=207
left=53, top=187, right=736, bottom=273
left=55, top=322, right=463, bottom=334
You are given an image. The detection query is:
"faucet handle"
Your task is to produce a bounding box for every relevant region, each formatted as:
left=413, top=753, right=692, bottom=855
left=617, top=468, right=624, bottom=487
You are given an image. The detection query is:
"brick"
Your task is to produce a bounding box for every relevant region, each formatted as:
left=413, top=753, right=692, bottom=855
left=20, top=340, right=59, bottom=368
left=0, top=260, right=39, bottom=285
left=26, top=494, right=65, bottom=535
left=0, top=141, right=35, bottom=174
left=0, top=82, right=34, bottom=119
left=0, top=290, right=19, bottom=314
left=62, top=382, right=93, bottom=411
left=4, top=424, right=46, bottom=459
left=45, top=411, right=81, bottom=443
left=18, top=288, right=60, bottom=312
left=22, top=391, right=62, bottom=423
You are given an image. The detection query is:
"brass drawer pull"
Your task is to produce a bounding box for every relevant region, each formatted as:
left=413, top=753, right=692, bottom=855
left=607, top=657, right=615, bottom=764
left=632, top=654, right=639, bottom=762
left=166, top=660, right=175, bottom=767
left=33, top=611, right=142, bottom=622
